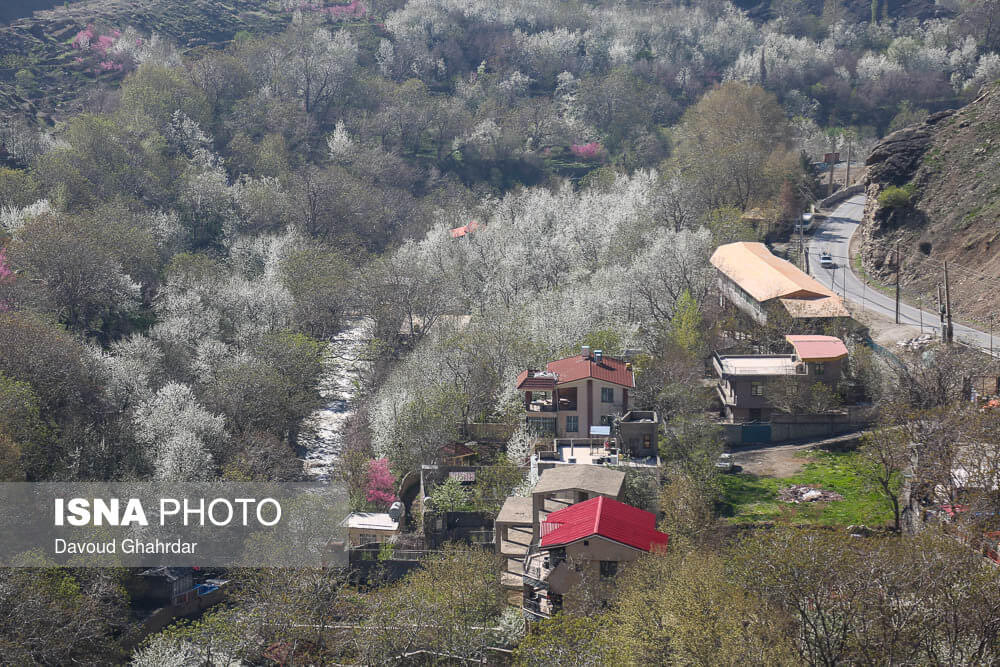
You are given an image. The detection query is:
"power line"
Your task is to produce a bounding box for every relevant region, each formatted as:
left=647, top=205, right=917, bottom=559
left=805, top=251, right=1000, bottom=293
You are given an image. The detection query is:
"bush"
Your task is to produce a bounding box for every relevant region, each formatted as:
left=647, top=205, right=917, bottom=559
left=878, top=184, right=914, bottom=209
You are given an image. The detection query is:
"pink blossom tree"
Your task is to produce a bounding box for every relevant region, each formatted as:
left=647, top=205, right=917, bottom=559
left=365, top=458, right=397, bottom=509
left=570, top=141, right=604, bottom=160
left=0, top=246, right=12, bottom=311
left=0, top=248, right=12, bottom=284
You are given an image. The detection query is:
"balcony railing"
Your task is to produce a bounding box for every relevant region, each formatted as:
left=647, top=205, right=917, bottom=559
left=523, top=547, right=554, bottom=584
left=523, top=597, right=552, bottom=618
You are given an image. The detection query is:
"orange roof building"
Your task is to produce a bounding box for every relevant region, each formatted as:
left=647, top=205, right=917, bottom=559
left=710, top=242, right=850, bottom=323
left=450, top=221, right=481, bottom=239
left=516, top=348, right=638, bottom=442
left=785, top=335, right=849, bottom=362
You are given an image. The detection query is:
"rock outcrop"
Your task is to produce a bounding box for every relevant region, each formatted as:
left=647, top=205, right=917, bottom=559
left=861, top=84, right=1000, bottom=323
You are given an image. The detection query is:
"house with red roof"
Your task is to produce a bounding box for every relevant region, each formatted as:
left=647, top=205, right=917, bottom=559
left=712, top=334, right=849, bottom=423
left=516, top=346, right=636, bottom=441
left=449, top=221, right=480, bottom=239
left=521, top=495, right=668, bottom=617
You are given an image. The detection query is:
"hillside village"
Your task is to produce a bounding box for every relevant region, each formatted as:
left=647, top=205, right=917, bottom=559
left=1, top=0, right=1000, bottom=664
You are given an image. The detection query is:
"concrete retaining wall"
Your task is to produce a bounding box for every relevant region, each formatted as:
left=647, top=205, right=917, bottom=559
left=818, top=183, right=865, bottom=210
left=723, top=407, right=875, bottom=446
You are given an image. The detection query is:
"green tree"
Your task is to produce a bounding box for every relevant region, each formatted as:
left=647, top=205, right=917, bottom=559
left=472, top=459, right=525, bottom=515
left=428, top=476, right=473, bottom=513
left=0, top=568, right=129, bottom=665
left=7, top=213, right=153, bottom=338
left=853, top=422, right=907, bottom=531
left=33, top=113, right=173, bottom=209
left=119, top=64, right=211, bottom=129
left=357, top=544, right=503, bottom=663
left=703, top=206, right=760, bottom=246
left=514, top=614, right=614, bottom=666
left=669, top=289, right=703, bottom=358
left=200, top=332, right=324, bottom=448
left=0, top=373, right=53, bottom=481
left=0, top=167, right=40, bottom=208
left=673, top=82, right=799, bottom=211
left=611, top=549, right=797, bottom=666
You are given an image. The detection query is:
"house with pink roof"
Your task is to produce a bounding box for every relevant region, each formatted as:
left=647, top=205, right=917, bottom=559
left=713, top=334, right=849, bottom=423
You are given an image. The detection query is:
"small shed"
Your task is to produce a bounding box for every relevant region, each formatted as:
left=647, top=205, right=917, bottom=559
left=341, top=512, right=400, bottom=548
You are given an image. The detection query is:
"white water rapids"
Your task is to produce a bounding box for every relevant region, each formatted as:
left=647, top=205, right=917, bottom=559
left=300, top=320, right=368, bottom=481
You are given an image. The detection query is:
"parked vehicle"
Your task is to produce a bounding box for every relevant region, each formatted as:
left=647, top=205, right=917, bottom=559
left=715, top=452, right=735, bottom=473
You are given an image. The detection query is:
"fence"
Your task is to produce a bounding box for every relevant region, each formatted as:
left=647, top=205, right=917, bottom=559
left=458, top=422, right=515, bottom=442
left=723, top=408, right=874, bottom=446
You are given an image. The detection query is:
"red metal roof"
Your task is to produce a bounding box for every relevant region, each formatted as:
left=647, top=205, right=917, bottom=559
left=531, top=354, right=635, bottom=388
left=540, top=496, right=669, bottom=552
left=785, top=335, right=848, bottom=362
left=450, top=221, right=480, bottom=238
left=516, top=370, right=558, bottom=391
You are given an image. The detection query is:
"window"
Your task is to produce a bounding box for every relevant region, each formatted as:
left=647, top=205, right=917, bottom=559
left=601, top=387, right=614, bottom=403
left=526, top=417, right=556, bottom=436
left=813, top=362, right=826, bottom=375
left=550, top=547, right=566, bottom=568
left=751, top=382, right=763, bottom=396
left=600, top=561, right=618, bottom=579
left=566, top=415, right=579, bottom=433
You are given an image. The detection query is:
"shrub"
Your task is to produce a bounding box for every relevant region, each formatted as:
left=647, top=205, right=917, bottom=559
left=878, top=184, right=914, bottom=209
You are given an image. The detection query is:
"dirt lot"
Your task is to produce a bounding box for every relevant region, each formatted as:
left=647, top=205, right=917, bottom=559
left=731, top=432, right=865, bottom=477
left=731, top=443, right=815, bottom=477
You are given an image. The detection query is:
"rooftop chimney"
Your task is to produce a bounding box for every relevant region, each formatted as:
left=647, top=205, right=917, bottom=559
left=594, top=349, right=603, bottom=364
left=581, top=345, right=591, bottom=359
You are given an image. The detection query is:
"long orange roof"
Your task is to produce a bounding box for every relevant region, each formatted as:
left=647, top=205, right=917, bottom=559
left=710, top=241, right=836, bottom=302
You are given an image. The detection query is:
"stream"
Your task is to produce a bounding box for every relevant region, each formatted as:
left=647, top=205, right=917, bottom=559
left=300, top=320, right=367, bottom=481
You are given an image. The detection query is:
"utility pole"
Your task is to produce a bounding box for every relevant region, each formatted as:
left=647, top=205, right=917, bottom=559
left=990, top=315, right=994, bottom=358
left=894, top=242, right=901, bottom=324
left=918, top=293, right=924, bottom=334
left=944, top=260, right=954, bottom=343
left=937, top=283, right=945, bottom=338
left=828, top=158, right=835, bottom=197
left=845, top=135, right=853, bottom=186
left=799, top=214, right=807, bottom=271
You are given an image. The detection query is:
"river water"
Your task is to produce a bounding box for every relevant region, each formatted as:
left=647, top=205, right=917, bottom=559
left=300, top=320, right=367, bottom=481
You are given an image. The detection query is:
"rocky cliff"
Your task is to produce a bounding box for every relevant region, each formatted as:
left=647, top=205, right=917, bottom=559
left=861, top=83, right=1000, bottom=323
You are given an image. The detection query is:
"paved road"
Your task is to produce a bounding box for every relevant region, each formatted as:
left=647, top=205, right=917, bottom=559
left=807, top=195, right=997, bottom=356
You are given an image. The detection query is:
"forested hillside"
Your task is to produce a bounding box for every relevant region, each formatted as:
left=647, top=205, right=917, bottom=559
left=1, top=0, right=1000, bottom=664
